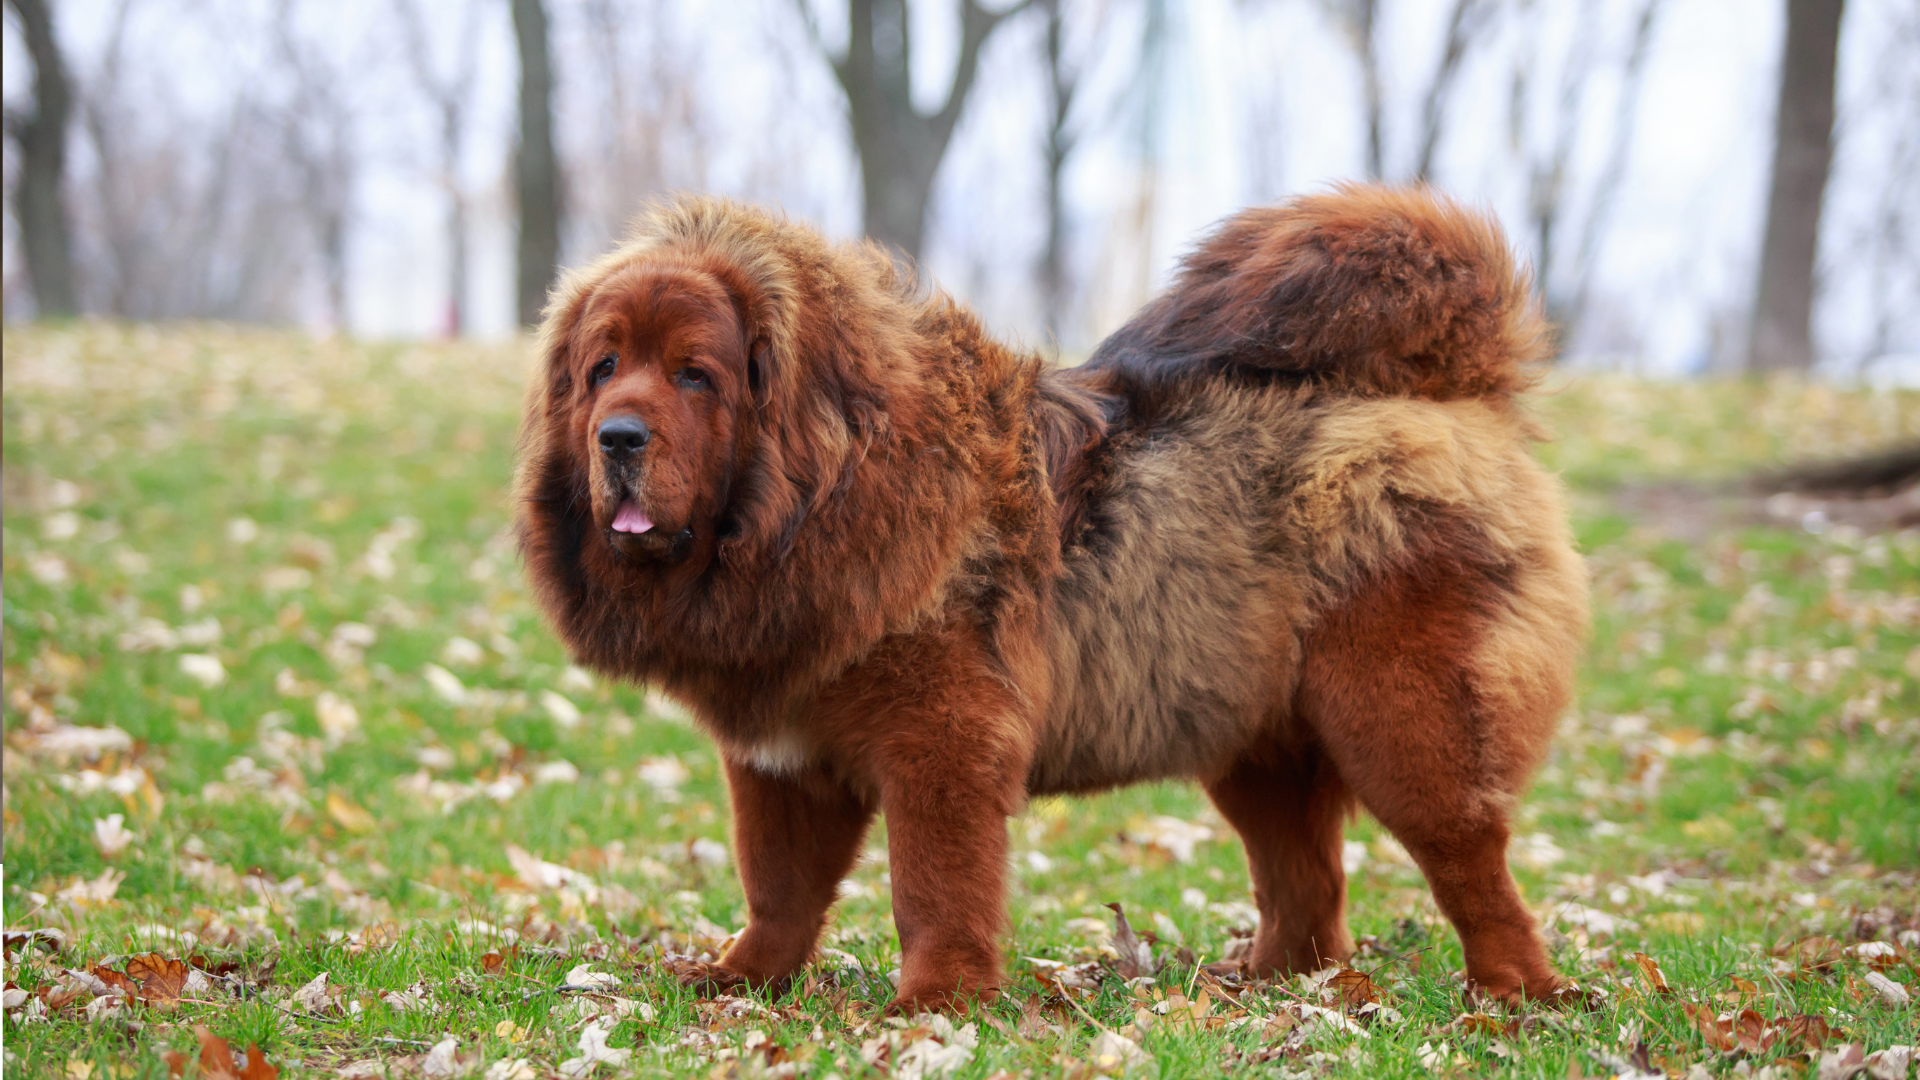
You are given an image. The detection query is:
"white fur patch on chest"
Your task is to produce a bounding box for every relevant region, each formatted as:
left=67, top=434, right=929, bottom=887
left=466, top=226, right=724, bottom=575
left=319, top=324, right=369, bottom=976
left=735, top=730, right=811, bottom=777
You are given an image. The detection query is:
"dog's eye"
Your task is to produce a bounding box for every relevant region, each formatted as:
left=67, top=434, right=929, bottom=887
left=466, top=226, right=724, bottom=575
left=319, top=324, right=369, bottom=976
left=591, top=356, right=617, bottom=387
left=677, top=366, right=710, bottom=390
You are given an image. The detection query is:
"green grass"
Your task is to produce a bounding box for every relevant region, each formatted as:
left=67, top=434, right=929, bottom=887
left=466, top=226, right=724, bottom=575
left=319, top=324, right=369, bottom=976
left=4, top=323, right=1917, bottom=1079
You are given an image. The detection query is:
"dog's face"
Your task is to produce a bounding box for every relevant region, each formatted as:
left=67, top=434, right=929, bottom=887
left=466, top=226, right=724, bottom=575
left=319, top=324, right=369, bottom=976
left=563, top=264, right=762, bottom=566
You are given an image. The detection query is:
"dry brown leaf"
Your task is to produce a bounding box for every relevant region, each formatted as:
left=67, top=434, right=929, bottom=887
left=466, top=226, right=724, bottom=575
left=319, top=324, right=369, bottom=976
left=1683, top=1002, right=1737, bottom=1052
left=196, top=1027, right=240, bottom=1079
left=1630, top=952, right=1672, bottom=994
left=1105, top=902, right=1154, bottom=980
left=1780, top=1013, right=1833, bottom=1051
left=39, top=980, right=90, bottom=1011
left=1719, top=975, right=1760, bottom=1004
left=1773, top=935, right=1847, bottom=976
left=1733, top=1008, right=1774, bottom=1054
left=128, top=953, right=191, bottom=1002
left=1326, top=968, right=1382, bottom=1009
left=481, top=950, right=507, bottom=974
left=1016, top=993, right=1065, bottom=1040
left=1452, top=1011, right=1515, bottom=1036
left=89, top=964, right=140, bottom=998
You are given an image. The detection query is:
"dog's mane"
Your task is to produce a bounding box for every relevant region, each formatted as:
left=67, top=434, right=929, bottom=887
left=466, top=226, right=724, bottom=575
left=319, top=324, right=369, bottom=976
left=515, top=196, right=1060, bottom=726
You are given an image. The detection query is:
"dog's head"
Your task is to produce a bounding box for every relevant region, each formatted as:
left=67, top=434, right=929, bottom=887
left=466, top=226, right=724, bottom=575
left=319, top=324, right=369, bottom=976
left=516, top=198, right=900, bottom=671
left=556, top=262, right=766, bottom=565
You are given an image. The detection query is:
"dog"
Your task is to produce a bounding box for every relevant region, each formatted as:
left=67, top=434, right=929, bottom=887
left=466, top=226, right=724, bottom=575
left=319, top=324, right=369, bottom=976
left=515, top=183, right=1588, bottom=1011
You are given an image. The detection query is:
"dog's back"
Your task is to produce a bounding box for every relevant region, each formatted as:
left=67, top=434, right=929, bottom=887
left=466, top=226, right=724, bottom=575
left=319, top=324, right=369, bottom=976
left=1027, top=185, right=1585, bottom=1000
left=1031, top=185, right=1585, bottom=803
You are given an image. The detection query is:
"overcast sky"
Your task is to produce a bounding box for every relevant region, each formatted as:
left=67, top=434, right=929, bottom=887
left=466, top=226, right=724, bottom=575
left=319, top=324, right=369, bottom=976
left=4, top=0, right=1917, bottom=377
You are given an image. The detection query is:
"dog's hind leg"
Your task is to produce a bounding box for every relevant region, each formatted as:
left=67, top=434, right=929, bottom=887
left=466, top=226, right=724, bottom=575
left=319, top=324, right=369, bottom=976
left=701, top=759, right=873, bottom=993
left=1205, top=744, right=1356, bottom=977
left=1297, top=553, right=1575, bottom=1004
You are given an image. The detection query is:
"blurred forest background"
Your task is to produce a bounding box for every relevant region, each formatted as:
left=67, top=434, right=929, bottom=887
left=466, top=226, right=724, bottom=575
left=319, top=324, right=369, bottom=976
left=3, top=0, right=1917, bottom=379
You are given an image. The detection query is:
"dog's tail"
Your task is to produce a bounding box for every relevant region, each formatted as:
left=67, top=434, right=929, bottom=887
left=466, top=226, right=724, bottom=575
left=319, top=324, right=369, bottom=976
left=1086, top=183, right=1550, bottom=403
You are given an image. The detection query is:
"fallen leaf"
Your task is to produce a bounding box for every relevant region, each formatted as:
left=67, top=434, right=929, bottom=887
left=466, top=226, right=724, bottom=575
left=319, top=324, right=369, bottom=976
left=128, top=953, right=191, bottom=1003
left=1779, top=1013, right=1832, bottom=1051
left=1105, top=903, right=1155, bottom=980
left=1864, top=1046, right=1913, bottom=1080
left=1087, top=1029, right=1149, bottom=1073
left=558, top=1019, right=632, bottom=1077
left=1682, top=1002, right=1737, bottom=1052
left=1720, top=975, right=1760, bottom=1003
left=89, top=964, right=140, bottom=998
left=3, top=928, right=69, bottom=954
left=1816, top=1044, right=1866, bottom=1080
left=563, top=963, right=620, bottom=990
left=325, top=792, right=376, bottom=834
left=290, top=972, right=331, bottom=1014
left=192, top=1025, right=279, bottom=1080
left=1630, top=952, right=1672, bottom=994
left=1452, top=1012, right=1514, bottom=1036
left=1864, top=971, right=1910, bottom=1006
left=1733, top=1008, right=1774, bottom=1054
left=93, top=814, right=135, bottom=858
left=1325, top=968, right=1382, bottom=1009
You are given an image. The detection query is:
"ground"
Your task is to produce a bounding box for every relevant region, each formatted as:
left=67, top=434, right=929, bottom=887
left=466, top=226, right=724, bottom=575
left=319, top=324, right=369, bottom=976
left=2, top=323, right=1916, bottom=1080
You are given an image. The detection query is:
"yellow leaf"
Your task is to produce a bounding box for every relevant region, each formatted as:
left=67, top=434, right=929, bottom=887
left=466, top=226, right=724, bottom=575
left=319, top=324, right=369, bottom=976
left=326, top=792, right=376, bottom=834
left=1651, top=912, right=1706, bottom=935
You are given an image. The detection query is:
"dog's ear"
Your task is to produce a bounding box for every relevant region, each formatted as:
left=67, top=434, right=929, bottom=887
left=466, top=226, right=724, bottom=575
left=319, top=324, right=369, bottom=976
left=747, top=334, right=770, bottom=408
left=516, top=259, right=611, bottom=489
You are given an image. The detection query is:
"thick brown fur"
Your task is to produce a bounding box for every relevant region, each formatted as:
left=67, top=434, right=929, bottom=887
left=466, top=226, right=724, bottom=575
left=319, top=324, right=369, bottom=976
left=515, top=183, right=1589, bottom=1011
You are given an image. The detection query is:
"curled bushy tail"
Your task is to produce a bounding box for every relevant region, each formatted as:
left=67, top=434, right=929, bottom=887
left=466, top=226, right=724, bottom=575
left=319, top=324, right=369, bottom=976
left=1087, top=183, right=1550, bottom=402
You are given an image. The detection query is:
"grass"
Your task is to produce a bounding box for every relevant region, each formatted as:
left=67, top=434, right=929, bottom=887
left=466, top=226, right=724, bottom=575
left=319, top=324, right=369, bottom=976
left=3, top=322, right=1917, bottom=1079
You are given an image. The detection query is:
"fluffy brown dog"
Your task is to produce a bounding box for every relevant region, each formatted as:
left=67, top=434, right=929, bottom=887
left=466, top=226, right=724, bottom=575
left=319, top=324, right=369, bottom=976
left=516, top=184, right=1588, bottom=1011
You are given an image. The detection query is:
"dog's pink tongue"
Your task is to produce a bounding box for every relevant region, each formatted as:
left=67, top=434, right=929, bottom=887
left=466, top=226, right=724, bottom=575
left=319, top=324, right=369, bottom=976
left=611, top=501, right=654, bottom=534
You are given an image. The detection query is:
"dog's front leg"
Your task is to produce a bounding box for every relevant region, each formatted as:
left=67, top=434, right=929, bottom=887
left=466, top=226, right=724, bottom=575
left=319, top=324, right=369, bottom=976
left=877, top=737, right=1021, bottom=1013
left=688, top=759, right=872, bottom=995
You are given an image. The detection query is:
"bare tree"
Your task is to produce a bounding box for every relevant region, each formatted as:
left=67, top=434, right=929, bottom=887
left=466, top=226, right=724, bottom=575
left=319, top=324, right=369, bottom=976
left=1748, top=0, right=1847, bottom=373
left=566, top=1, right=713, bottom=255
left=4, top=0, right=79, bottom=315
left=1562, top=0, right=1661, bottom=336
left=398, top=0, right=479, bottom=337
left=1318, top=0, right=1496, bottom=184
left=1413, top=0, right=1497, bottom=182
left=79, top=0, right=138, bottom=315
left=1039, top=0, right=1078, bottom=340
left=513, top=0, right=560, bottom=329
left=274, top=0, right=356, bottom=331
left=1318, top=0, right=1382, bottom=180
left=1511, top=0, right=1662, bottom=346
left=798, top=0, right=1032, bottom=261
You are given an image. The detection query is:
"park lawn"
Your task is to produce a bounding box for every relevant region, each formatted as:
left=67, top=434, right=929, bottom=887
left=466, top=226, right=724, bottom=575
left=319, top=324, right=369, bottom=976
left=2, top=323, right=1916, bottom=1079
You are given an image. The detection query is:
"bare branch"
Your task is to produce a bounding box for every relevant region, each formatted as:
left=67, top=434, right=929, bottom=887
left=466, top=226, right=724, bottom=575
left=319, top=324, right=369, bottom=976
left=933, top=0, right=1033, bottom=146
left=1414, top=0, right=1497, bottom=182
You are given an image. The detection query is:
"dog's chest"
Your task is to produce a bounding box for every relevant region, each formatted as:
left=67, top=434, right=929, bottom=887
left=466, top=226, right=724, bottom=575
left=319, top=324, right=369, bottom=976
left=729, top=728, right=812, bottom=777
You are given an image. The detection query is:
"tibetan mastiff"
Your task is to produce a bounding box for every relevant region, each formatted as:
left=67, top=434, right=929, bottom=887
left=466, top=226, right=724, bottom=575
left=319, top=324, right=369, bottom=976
left=516, top=184, right=1588, bottom=1011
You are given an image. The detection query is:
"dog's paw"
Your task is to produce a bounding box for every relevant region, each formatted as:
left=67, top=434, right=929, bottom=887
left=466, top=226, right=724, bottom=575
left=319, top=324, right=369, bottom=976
left=1466, top=974, right=1587, bottom=1011
left=885, top=984, right=1001, bottom=1017
left=668, top=958, right=749, bottom=997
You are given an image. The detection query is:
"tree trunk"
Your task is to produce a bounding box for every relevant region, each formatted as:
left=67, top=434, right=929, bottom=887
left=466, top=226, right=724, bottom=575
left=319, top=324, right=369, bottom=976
left=443, top=102, right=467, bottom=338
left=5, top=0, right=79, bottom=316
left=512, top=0, right=560, bottom=329
left=1748, top=0, right=1845, bottom=373
left=825, top=0, right=1025, bottom=262
left=1355, top=0, right=1383, bottom=181
left=1413, top=0, right=1494, bottom=183
left=1039, top=0, right=1074, bottom=341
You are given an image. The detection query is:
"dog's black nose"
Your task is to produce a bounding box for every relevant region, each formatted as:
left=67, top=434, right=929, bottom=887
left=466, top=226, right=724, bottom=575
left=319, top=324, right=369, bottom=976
left=598, top=415, right=650, bottom=459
